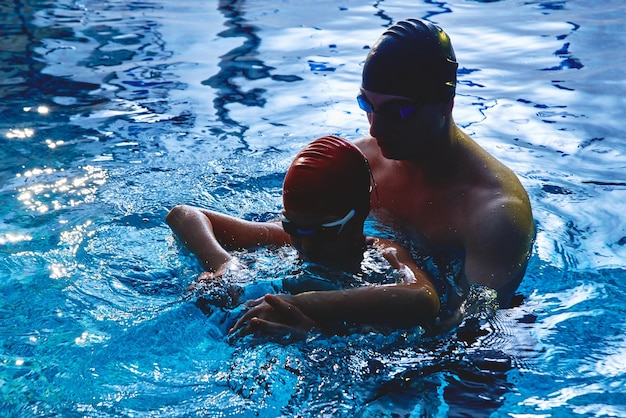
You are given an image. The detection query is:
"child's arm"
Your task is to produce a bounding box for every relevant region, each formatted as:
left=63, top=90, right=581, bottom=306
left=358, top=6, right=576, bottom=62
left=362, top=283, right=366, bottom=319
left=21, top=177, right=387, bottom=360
left=166, top=204, right=289, bottom=274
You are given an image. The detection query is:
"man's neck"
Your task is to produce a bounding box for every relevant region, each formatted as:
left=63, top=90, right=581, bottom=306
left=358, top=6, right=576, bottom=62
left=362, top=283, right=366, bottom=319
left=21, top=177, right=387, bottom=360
left=404, top=123, right=463, bottom=184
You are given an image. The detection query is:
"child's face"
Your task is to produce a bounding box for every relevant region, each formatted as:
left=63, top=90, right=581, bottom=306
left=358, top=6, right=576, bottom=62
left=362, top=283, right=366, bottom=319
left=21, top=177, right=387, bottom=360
left=281, top=209, right=361, bottom=264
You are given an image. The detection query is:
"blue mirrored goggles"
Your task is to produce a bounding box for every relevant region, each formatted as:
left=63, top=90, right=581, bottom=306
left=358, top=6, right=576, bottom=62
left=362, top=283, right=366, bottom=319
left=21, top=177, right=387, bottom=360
left=357, top=94, right=419, bottom=121
left=281, top=209, right=356, bottom=240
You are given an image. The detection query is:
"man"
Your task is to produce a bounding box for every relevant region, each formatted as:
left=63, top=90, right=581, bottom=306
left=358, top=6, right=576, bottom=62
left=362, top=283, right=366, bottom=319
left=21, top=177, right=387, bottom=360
left=354, top=18, right=535, bottom=308
left=185, top=19, right=534, bottom=337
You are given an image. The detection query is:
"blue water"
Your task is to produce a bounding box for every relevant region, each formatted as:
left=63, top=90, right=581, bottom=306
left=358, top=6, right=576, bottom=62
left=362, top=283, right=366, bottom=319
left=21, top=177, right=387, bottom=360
left=1, top=0, right=625, bottom=416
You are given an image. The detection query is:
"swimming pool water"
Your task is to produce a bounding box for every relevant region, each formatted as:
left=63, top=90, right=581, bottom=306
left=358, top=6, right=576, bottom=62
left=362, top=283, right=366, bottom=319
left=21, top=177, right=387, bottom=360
left=1, top=0, right=625, bottom=416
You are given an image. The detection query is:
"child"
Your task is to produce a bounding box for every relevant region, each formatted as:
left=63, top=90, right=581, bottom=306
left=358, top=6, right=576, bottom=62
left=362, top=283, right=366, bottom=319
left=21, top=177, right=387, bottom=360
left=167, top=136, right=439, bottom=337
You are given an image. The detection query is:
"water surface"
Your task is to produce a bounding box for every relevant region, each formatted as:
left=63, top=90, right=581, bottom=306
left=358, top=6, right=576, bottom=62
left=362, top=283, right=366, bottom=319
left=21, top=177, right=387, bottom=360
left=1, top=0, right=625, bottom=416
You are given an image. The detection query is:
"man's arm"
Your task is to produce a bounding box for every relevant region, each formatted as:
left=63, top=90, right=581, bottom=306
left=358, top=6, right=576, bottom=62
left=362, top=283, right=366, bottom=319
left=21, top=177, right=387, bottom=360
left=282, top=282, right=439, bottom=327
left=166, top=204, right=289, bottom=273
left=230, top=244, right=440, bottom=336
left=464, top=196, right=535, bottom=306
left=229, top=235, right=440, bottom=336
left=372, top=237, right=437, bottom=290
left=230, top=283, right=439, bottom=336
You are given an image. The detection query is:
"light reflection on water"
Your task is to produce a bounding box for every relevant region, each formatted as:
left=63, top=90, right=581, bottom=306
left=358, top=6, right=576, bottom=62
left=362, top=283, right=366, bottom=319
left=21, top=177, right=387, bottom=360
left=14, top=166, right=107, bottom=214
left=0, top=0, right=625, bottom=416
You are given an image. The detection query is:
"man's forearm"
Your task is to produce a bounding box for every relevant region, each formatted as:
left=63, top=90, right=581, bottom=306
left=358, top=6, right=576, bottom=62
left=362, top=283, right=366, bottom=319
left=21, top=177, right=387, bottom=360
left=282, top=284, right=439, bottom=328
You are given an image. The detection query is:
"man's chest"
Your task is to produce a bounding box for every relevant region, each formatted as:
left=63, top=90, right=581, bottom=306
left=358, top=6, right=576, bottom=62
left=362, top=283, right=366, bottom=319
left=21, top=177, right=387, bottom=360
left=375, top=177, right=469, bottom=246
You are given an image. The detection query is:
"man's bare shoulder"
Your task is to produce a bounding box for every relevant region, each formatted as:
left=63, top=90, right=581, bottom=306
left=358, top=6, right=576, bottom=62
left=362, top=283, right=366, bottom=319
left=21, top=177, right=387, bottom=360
left=464, top=193, right=535, bottom=279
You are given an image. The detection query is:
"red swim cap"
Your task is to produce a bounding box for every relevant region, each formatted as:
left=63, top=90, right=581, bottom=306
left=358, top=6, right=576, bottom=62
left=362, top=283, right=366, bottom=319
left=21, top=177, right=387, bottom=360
left=283, top=136, right=372, bottom=215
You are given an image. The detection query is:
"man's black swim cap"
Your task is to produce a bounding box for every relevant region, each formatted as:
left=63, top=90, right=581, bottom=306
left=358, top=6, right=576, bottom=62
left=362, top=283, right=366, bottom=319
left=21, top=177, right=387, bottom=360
left=362, top=19, right=458, bottom=103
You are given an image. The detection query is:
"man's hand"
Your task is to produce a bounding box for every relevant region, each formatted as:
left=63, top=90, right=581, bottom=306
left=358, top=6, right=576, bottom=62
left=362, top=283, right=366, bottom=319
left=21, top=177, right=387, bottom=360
left=229, top=294, right=317, bottom=339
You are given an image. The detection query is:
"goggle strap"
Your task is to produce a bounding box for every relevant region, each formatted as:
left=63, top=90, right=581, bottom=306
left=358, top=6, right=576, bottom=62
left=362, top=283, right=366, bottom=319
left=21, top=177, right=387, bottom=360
left=364, top=157, right=380, bottom=205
